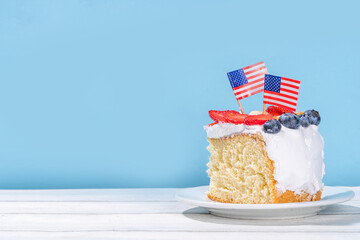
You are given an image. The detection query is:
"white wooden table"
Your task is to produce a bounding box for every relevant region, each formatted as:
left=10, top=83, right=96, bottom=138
left=0, top=186, right=358, bottom=239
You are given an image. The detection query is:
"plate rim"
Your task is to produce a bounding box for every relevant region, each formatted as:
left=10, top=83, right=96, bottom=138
left=176, top=185, right=355, bottom=210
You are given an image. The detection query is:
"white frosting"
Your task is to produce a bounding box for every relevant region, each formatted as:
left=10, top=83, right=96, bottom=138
left=204, top=123, right=325, bottom=195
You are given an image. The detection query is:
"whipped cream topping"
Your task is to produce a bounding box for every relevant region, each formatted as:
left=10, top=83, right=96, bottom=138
left=204, top=123, right=325, bottom=195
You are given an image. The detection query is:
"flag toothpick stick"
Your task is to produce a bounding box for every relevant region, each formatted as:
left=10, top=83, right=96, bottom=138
left=237, top=100, right=245, bottom=114
left=262, top=103, right=266, bottom=114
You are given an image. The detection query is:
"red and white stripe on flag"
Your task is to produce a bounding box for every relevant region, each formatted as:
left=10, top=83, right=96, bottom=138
left=263, top=75, right=301, bottom=111
left=227, top=61, right=268, bottom=101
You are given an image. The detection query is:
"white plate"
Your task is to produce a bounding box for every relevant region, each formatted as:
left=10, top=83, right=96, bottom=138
left=176, top=186, right=355, bottom=219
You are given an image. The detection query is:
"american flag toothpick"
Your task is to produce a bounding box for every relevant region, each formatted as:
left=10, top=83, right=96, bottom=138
left=263, top=74, right=301, bottom=112
left=227, top=61, right=268, bottom=113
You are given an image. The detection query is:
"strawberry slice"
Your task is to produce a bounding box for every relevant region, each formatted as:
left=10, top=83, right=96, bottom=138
left=244, top=114, right=273, bottom=125
left=266, top=105, right=294, bottom=116
left=208, top=110, right=239, bottom=123
left=224, top=112, right=248, bottom=124
left=207, top=122, right=217, bottom=127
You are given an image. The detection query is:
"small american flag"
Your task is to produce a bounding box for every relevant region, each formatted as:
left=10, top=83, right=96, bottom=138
left=227, top=61, right=268, bottom=101
left=263, top=74, right=301, bottom=111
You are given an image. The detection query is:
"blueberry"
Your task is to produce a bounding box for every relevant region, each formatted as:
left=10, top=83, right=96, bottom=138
left=303, top=109, right=321, bottom=125
left=299, top=115, right=310, bottom=127
left=263, top=119, right=282, bottom=134
left=279, top=113, right=300, bottom=129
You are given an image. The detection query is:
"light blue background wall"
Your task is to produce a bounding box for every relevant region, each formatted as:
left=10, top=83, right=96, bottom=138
left=0, top=0, right=359, bottom=189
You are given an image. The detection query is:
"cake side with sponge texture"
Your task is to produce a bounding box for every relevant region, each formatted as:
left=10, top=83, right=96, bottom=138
left=206, top=133, right=322, bottom=204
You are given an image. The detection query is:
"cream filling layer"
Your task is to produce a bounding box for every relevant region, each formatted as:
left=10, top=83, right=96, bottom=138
left=204, top=123, right=325, bottom=195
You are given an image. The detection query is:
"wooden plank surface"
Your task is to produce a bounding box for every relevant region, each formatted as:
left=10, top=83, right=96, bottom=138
left=0, top=202, right=208, bottom=214
left=0, top=186, right=357, bottom=239
left=0, top=186, right=357, bottom=201
left=0, top=201, right=358, bottom=215
left=0, top=188, right=180, bottom=202
left=0, top=231, right=358, bottom=240
left=0, top=213, right=359, bottom=232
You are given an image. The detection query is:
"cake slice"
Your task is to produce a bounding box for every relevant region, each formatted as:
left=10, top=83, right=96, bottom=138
left=204, top=109, right=324, bottom=204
